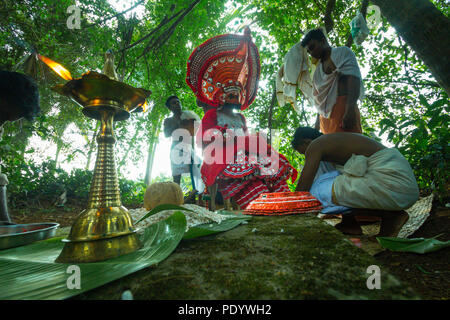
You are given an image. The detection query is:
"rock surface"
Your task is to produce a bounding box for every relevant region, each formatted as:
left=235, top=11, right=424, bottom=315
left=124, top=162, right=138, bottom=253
left=76, top=214, right=419, bottom=300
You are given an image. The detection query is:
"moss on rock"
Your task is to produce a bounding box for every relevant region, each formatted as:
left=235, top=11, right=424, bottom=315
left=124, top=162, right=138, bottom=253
left=76, top=214, right=419, bottom=300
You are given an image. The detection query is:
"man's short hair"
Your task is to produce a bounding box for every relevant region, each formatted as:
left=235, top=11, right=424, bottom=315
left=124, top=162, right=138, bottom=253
left=291, top=127, right=323, bottom=149
left=0, top=70, right=40, bottom=121
left=165, top=95, right=179, bottom=108
left=300, top=28, right=327, bottom=47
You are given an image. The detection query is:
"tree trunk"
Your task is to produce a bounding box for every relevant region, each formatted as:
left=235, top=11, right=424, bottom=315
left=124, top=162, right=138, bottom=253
left=144, top=118, right=162, bottom=186
left=118, top=129, right=140, bottom=170
left=85, top=136, right=96, bottom=170
left=84, top=122, right=99, bottom=170
left=54, top=142, right=61, bottom=166
left=144, top=134, right=159, bottom=185
left=267, top=83, right=276, bottom=146
left=54, top=124, right=68, bottom=167
left=371, top=0, right=450, bottom=95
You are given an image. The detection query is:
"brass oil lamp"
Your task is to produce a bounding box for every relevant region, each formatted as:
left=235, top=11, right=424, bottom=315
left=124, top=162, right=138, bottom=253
left=39, top=53, right=151, bottom=263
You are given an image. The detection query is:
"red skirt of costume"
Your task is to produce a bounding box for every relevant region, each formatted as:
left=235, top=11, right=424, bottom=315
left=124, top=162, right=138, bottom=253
left=198, top=110, right=298, bottom=209
left=215, top=150, right=296, bottom=209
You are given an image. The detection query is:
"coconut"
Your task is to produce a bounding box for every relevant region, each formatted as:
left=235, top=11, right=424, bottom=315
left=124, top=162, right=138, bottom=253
left=143, top=181, right=184, bottom=210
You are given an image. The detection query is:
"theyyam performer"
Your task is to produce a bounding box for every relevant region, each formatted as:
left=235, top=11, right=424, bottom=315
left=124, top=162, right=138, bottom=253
left=186, top=27, right=298, bottom=209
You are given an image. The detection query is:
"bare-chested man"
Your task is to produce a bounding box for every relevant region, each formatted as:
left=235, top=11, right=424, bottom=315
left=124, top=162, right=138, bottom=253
left=301, top=29, right=364, bottom=134
left=163, top=95, right=202, bottom=190
left=292, top=127, right=419, bottom=237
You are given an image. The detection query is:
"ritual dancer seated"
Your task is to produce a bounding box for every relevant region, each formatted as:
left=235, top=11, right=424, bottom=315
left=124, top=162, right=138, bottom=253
left=163, top=95, right=204, bottom=195
left=0, top=70, right=41, bottom=223
left=301, top=28, right=365, bottom=134
left=291, top=127, right=420, bottom=237
left=186, top=27, right=297, bottom=210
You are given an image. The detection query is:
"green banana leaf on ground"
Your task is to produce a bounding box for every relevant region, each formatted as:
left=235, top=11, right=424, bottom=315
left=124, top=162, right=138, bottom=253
left=184, top=209, right=252, bottom=239
left=377, top=235, right=450, bottom=254
left=136, top=204, right=252, bottom=240
left=0, top=207, right=251, bottom=300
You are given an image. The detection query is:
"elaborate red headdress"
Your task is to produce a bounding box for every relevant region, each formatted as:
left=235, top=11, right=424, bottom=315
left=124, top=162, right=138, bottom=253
left=186, top=27, right=260, bottom=111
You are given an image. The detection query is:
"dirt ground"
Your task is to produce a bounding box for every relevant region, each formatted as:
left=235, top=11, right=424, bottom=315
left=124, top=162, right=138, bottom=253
left=8, top=200, right=450, bottom=300
left=374, top=203, right=450, bottom=300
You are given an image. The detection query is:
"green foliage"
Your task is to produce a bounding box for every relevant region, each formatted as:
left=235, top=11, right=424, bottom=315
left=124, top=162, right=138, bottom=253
left=2, top=157, right=147, bottom=208
left=378, top=93, right=449, bottom=197
left=118, top=176, right=147, bottom=207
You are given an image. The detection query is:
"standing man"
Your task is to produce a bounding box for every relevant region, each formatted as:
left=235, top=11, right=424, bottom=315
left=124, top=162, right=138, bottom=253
left=301, top=29, right=364, bottom=134
left=0, top=70, right=41, bottom=223
left=163, top=96, right=203, bottom=192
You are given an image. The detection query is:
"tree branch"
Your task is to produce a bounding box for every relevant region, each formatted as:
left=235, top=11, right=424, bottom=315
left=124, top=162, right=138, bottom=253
left=118, top=9, right=183, bottom=52
left=324, top=0, right=336, bottom=34
left=312, top=0, right=324, bottom=11
left=365, top=77, right=441, bottom=88
left=84, top=0, right=145, bottom=29
left=129, top=0, right=202, bottom=67
left=267, top=83, right=276, bottom=145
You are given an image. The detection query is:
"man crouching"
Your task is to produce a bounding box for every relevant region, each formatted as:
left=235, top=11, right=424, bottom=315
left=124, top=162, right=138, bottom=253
left=292, top=127, right=419, bottom=237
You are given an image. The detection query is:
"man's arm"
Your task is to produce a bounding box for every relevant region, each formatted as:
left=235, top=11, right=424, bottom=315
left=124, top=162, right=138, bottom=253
left=295, top=142, right=323, bottom=191
left=314, top=114, right=320, bottom=131
left=341, top=75, right=360, bottom=130
left=163, top=118, right=174, bottom=138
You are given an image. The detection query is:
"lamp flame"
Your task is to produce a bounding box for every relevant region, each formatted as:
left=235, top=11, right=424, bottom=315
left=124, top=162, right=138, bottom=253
left=38, top=54, right=73, bottom=80
left=141, top=101, right=148, bottom=113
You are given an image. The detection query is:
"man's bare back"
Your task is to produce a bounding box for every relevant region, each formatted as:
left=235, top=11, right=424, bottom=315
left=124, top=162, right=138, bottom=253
left=316, top=133, right=385, bottom=165
left=296, top=133, right=386, bottom=191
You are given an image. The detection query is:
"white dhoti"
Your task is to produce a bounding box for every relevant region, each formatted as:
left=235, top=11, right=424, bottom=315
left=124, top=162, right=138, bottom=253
left=170, top=140, right=192, bottom=176
left=170, top=141, right=204, bottom=193
left=333, top=148, right=419, bottom=211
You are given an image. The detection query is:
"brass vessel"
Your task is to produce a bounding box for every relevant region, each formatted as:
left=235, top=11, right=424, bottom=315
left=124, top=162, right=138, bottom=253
left=53, top=71, right=151, bottom=263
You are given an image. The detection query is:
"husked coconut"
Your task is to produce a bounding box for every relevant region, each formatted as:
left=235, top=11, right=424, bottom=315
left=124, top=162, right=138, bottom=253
left=144, top=181, right=184, bottom=210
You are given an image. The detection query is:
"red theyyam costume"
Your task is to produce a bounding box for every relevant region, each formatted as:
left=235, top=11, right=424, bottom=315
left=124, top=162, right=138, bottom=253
left=186, top=27, right=298, bottom=208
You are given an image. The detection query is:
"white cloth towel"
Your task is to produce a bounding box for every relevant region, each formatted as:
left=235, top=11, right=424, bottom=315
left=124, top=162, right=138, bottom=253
left=276, top=42, right=314, bottom=112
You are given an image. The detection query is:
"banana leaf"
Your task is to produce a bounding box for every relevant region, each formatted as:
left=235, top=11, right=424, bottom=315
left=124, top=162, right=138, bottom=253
left=137, top=206, right=252, bottom=240
left=184, top=211, right=252, bottom=240
left=377, top=236, right=450, bottom=254
left=0, top=211, right=187, bottom=300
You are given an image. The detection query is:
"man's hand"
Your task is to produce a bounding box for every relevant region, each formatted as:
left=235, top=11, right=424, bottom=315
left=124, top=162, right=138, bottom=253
left=341, top=105, right=357, bottom=130
left=295, top=141, right=322, bottom=192
left=341, top=75, right=360, bottom=131
left=164, top=117, right=181, bottom=138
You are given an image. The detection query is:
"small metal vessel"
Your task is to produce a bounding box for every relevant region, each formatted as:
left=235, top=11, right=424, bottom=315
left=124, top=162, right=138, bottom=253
left=0, top=223, right=59, bottom=250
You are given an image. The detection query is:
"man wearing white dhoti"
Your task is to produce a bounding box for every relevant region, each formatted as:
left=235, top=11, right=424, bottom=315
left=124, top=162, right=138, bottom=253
left=163, top=96, right=204, bottom=193
left=291, top=127, right=420, bottom=237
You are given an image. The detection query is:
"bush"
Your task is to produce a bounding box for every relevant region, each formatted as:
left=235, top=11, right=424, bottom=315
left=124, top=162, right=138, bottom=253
left=2, top=158, right=147, bottom=209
